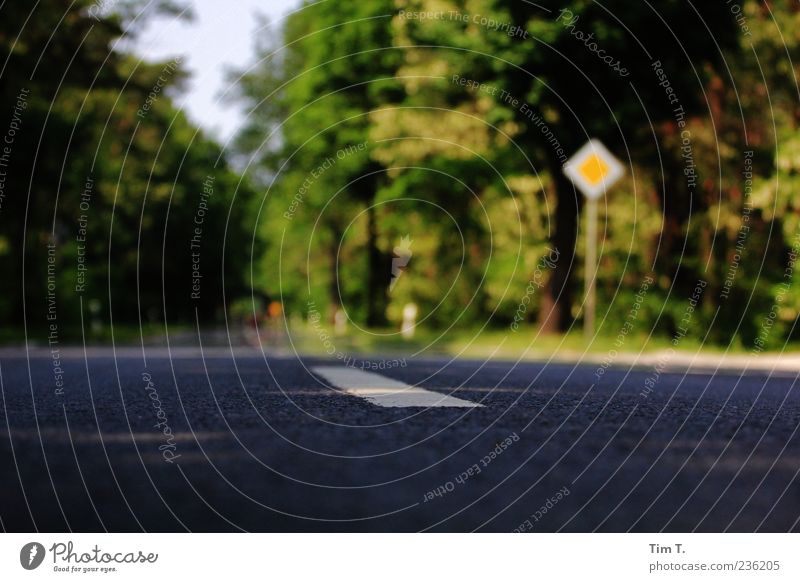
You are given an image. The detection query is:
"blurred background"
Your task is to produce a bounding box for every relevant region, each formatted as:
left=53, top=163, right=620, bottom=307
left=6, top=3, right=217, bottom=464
left=1, top=0, right=799, bottom=357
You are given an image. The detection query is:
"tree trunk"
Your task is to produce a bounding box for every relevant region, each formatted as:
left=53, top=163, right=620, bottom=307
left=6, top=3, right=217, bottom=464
left=365, top=204, right=387, bottom=327
left=328, top=222, right=342, bottom=323
left=537, top=156, right=580, bottom=334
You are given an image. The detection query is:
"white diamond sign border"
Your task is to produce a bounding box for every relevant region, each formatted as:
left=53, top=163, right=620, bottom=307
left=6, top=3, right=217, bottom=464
left=563, top=138, right=625, bottom=199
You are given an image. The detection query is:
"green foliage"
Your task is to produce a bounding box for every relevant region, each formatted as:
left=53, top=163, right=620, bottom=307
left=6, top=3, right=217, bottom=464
left=7, top=0, right=793, bottom=347
left=0, top=0, right=258, bottom=334
left=231, top=0, right=800, bottom=347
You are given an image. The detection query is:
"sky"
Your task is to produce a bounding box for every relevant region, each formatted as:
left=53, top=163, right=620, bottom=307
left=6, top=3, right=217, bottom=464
left=132, top=0, right=300, bottom=142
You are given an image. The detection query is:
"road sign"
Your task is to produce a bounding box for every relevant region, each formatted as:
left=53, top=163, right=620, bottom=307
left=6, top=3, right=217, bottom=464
left=562, top=139, right=625, bottom=340
left=563, top=139, right=624, bottom=199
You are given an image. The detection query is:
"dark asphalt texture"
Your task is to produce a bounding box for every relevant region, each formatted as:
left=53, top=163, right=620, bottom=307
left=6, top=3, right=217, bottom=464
left=1, top=350, right=799, bottom=532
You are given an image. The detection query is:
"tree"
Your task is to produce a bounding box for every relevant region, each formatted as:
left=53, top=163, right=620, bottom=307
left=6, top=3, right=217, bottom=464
left=232, top=0, right=800, bottom=347
left=0, top=0, right=259, bottom=336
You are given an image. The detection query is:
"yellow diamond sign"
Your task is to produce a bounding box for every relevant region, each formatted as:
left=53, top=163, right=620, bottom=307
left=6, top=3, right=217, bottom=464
left=578, top=153, right=609, bottom=185
left=563, top=139, right=624, bottom=199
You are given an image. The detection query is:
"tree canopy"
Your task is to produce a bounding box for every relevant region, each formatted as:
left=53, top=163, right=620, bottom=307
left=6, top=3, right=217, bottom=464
left=234, top=0, right=800, bottom=348
left=0, top=0, right=260, bottom=338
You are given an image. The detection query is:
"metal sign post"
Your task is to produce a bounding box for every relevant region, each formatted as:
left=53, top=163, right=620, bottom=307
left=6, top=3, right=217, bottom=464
left=562, top=139, right=624, bottom=340
left=583, top=196, right=598, bottom=339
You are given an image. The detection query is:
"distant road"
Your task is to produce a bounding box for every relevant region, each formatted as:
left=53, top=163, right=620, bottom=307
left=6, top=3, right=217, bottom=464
left=1, top=349, right=798, bottom=532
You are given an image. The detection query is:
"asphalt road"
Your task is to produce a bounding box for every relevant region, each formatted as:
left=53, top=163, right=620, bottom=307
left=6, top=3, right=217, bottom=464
left=1, top=348, right=799, bottom=532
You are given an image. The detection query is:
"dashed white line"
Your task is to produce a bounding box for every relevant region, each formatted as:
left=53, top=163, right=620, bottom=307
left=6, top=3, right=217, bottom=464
left=311, top=366, right=482, bottom=408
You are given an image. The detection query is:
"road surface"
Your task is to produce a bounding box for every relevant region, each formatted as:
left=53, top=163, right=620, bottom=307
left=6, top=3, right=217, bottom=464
left=1, top=348, right=798, bottom=532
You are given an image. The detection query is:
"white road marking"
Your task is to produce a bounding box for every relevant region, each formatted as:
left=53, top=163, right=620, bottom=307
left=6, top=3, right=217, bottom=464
left=311, top=366, right=482, bottom=408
